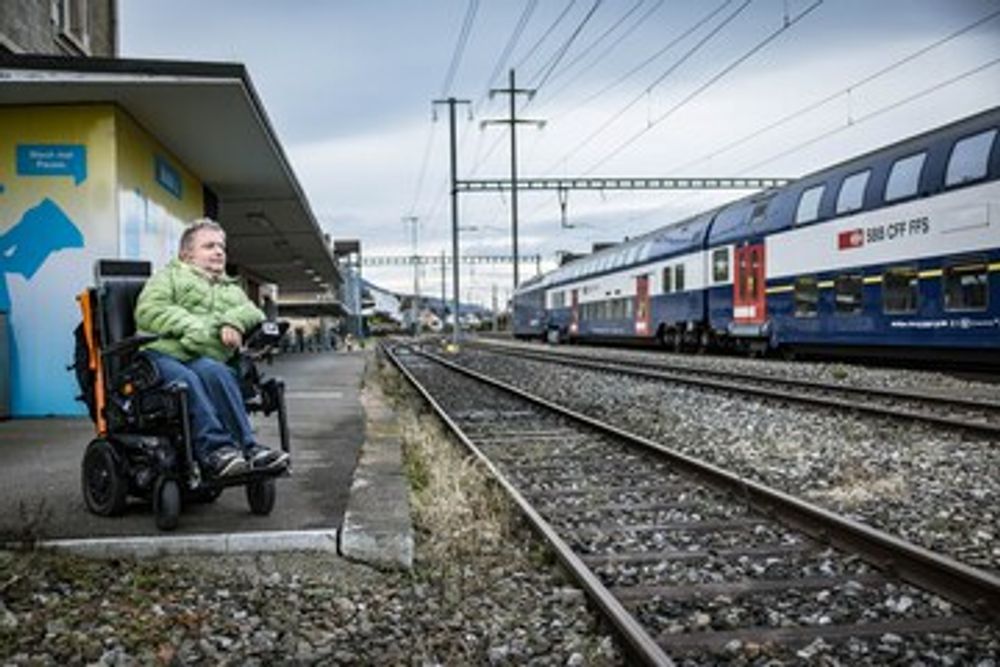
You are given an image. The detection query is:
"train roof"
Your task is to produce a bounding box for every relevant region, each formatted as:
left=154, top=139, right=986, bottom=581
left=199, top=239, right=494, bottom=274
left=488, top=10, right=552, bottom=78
left=708, top=105, right=1000, bottom=244
left=515, top=209, right=717, bottom=295
left=515, top=105, right=1000, bottom=296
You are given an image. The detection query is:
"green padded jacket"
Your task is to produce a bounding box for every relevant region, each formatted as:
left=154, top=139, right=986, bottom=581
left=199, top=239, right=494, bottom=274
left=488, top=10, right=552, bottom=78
left=134, top=259, right=265, bottom=362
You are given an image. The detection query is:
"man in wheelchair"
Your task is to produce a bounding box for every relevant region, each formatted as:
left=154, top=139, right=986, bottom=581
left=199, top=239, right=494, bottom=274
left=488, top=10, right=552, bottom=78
left=74, top=218, right=291, bottom=530
left=135, top=219, right=289, bottom=478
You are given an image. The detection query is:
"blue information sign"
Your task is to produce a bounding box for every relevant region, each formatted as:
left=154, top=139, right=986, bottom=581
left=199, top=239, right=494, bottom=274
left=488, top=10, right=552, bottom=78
left=16, top=144, right=87, bottom=185
left=154, top=155, right=182, bottom=199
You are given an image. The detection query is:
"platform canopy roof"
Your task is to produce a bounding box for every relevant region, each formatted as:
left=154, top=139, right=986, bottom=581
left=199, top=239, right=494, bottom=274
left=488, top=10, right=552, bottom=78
left=0, top=54, right=340, bottom=295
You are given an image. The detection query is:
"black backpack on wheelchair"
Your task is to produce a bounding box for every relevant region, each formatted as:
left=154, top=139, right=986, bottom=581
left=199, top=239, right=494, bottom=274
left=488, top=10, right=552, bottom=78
left=72, top=259, right=291, bottom=530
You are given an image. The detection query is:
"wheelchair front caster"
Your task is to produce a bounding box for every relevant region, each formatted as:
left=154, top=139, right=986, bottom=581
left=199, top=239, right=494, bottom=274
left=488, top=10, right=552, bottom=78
left=82, top=439, right=128, bottom=517
left=246, top=478, right=276, bottom=515
left=153, top=477, right=181, bottom=531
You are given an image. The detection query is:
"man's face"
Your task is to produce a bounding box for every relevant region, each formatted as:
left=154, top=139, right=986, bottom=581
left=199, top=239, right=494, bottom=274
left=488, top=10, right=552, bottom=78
left=182, top=229, right=227, bottom=276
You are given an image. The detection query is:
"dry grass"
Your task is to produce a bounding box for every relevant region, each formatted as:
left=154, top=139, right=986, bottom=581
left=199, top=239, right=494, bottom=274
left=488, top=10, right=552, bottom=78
left=377, top=355, right=517, bottom=603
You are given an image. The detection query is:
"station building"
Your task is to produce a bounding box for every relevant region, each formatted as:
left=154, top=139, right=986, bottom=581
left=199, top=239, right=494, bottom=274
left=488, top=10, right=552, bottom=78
left=0, top=53, right=342, bottom=418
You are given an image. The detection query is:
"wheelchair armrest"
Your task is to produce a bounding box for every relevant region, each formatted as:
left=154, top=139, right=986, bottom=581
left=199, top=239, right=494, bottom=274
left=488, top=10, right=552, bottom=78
left=102, top=333, right=160, bottom=359
left=244, top=320, right=290, bottom=351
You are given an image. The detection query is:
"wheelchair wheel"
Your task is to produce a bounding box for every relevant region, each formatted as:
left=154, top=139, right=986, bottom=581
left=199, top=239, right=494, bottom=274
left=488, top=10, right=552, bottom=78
left=246, top=478, right=276, bottom=515
left=153, top=477, right=181, bottom=531
left=82, top=439, right=128, bottom=517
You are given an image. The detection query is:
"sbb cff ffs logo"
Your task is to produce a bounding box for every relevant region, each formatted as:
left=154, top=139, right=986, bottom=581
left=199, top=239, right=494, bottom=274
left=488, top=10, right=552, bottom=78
left=838, top=228, right=864, bottom=250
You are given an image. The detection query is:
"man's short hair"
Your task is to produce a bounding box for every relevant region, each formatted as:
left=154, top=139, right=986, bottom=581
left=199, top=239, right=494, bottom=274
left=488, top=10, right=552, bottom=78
left=179, top=218, right=226, bottom=256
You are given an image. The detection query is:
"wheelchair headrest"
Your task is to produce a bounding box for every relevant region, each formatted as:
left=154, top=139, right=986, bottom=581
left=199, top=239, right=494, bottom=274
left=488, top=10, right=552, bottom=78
left=99, top=280, right=146, bottom=346
left=93, top=260, right=151, bottom=346
left=95, top=259, right=151, bottom=288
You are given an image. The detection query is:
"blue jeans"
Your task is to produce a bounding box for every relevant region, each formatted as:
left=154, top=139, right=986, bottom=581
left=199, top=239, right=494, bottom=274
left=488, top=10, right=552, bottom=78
left=143, top=351, right=254, bottom=462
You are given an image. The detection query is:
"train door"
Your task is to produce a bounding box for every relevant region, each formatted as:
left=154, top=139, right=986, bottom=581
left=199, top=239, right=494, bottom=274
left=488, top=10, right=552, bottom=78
left=733, top=243, right=766, bottom=324
left=570, top=289, right=579, bottom=335
left=635, top=274, right=650, bottom=336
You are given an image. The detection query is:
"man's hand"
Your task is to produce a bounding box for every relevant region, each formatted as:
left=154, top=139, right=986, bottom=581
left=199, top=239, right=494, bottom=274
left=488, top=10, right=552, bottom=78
left=220, top=325, right=243, bottom=349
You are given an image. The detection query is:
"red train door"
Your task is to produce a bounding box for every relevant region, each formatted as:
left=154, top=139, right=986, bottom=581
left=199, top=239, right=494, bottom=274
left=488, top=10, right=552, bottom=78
left=570, top=289, right=579, bottom=335
left=733, top=244, right=766, bottom=324
left=635, top=274, right=650, bottom=336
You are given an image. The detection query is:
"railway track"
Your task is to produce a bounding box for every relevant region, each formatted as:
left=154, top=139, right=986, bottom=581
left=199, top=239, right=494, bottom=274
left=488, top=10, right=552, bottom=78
left=383, top=342, right=1000, bottom=665
left=468, top=339, right=1000, bottom=439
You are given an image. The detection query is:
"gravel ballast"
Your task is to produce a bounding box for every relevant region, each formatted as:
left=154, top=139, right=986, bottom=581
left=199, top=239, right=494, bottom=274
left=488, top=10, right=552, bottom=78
left=455, top=345, right=1000, bottom=572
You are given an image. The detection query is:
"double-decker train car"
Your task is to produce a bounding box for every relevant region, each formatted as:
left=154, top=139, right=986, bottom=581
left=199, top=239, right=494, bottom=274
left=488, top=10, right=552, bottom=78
left=513, top=107, right=999, bottom=363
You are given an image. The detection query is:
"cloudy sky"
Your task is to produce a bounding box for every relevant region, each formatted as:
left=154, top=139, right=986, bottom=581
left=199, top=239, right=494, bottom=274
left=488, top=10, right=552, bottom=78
left=121, top=0, right=1000, bottom=304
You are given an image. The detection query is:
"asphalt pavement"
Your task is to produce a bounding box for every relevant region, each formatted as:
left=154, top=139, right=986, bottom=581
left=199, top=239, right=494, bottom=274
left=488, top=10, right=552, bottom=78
left=0, top=350, right=366, bottom=541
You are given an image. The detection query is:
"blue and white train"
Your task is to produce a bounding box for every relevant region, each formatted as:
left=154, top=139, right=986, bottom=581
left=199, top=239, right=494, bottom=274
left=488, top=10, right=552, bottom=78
left=513, top=107, right=1000, bottom=363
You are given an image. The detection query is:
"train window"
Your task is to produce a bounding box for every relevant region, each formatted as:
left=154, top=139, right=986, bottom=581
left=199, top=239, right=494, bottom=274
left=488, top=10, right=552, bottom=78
left=794, top=276, right=819, bottom=317
left=884, top=153, right=926, bottom=202
left=674, top=264, right=685, bottom=292
left=943, top=261, right=988, bottom=311
left=836, top=170, right=870, bottom=214
left=662, top=267, right=672, bottom=293
left=712, top=248, right=729, bottom=283
left=795, top=185, right=824, bottom=225
left=946, top=129, right=997, bottom=187
left=883, top=267, right=919, bottom=314
left=834, top=274, right=863, bottom=315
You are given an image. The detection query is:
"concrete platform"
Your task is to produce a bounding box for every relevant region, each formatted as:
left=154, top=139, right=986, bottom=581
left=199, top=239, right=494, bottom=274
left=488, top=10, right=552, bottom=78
left=0, top=350, right=409, bottom=559
left=339, top=361, right=414, bottom=569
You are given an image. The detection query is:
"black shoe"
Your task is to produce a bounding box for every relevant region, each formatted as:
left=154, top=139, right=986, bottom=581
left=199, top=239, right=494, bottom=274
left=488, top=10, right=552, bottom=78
left=205, top=446, right=249, bottom=478
left=245, top=444, right=290, bottom=470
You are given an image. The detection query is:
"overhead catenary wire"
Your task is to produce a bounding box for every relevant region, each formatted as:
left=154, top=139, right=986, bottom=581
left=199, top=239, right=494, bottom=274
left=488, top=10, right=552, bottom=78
left=467, top=0, right=580, bottom=178
left=540, top=0, right=750, bottom=175
left=583, top=0, right=824, bottom=175
left=440, top=0, right=480, bottom=97
left=529, top=0, right=666, bottom=115
left=465, top=0, right=540, bottom=178
left=519, top=0, right=682, bottom=197
left=617, top=4, right=1000, bottom=227
left=410, top=0, right=481, bottom=228
left=514, top=0, right=579, bottom=72
left=665, top=4, right=1000, bottom=175
left=481, top=0, right=539, bottom=106
left=739, top=55, right=1000, bottom=175
left=529, top=0, right=604, bottom=91
left=549, top=0, right=734, bottom=119
left=469, top=0, right=640, bottom=179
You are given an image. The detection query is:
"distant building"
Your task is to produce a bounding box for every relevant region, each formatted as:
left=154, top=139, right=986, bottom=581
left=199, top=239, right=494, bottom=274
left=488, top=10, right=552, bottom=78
left=1, top=1, right=118, bottom=57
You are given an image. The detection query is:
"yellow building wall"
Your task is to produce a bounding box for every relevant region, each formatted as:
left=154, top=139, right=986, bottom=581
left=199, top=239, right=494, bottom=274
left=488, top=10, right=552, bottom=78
left=0, top=104, right=206, bottom=416
left=0, top=105, right=117, bottom=416
left=114, top=109, right=203, bottom=270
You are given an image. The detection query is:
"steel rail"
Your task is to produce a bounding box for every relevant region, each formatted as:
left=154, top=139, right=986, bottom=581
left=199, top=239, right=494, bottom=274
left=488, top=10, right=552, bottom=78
left=380, top=343, right=675, bottom=667
left=399, top=343, right=1000, bottom=621
left=470, top=341, right=1000, bottom=439
left=477, top=339, right=1000, bottom=411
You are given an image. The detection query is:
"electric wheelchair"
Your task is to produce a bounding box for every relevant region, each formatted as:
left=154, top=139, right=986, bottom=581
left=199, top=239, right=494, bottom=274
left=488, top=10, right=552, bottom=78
left=72, top=259, right=291, bottom=530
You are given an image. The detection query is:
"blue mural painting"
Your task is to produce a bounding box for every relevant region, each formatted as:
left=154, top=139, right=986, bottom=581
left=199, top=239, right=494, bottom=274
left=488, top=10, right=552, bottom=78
left=0, top=198, right=84, bottom=310
left=2, top=198, right=84, bottom=416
